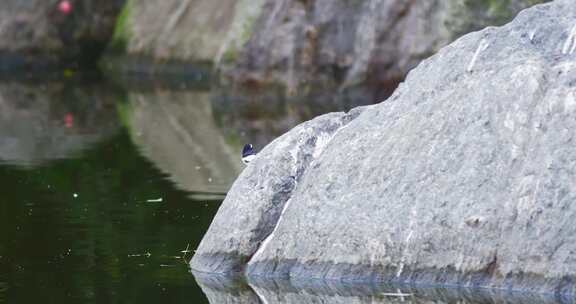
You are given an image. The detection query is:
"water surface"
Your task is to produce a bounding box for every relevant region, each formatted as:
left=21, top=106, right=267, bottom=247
left=0, top=75, right=223, bottom=303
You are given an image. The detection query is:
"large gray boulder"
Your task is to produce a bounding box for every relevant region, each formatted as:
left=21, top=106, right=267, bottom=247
left=192, top=0, right=576, bottom=294
left=192, top=107, right=368, bottom=273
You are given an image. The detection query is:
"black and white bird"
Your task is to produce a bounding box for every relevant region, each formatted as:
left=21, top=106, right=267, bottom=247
left=241, top=144, right=257, bottom=164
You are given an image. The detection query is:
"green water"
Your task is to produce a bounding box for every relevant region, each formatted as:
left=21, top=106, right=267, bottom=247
left=0, top=71, right=375, bottom=303
left=0, top=74, right=227, bottom=303
left=0, top=131, right=219, bottom=302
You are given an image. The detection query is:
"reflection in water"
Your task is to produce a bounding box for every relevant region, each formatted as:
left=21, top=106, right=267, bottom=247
left=0, top=281, right=5, bottom=302
left=0, top=128, right=221, bottom=303
left=195, top=274, right=567, bottom=304
left=212, top=84, right=388, bottom=149
left=122, top=89, right=242, bottom=197
left=0, top=78, right=221, bottom=303
left=195, top=274, right=262, bottom=304
left=0, top=81, right=121, bottom=166
left=111, top=73, right=388, bottom=197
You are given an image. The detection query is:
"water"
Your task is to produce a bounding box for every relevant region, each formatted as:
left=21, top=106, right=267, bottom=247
left=0, top=73, right=223, bottom=303
left=0, top=70, right=378, bottom=303
left=0, top=71, right=562, bottom=304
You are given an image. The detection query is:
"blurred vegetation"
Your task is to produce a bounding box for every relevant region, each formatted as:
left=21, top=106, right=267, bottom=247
left=108, top=0, right=132, bottom=53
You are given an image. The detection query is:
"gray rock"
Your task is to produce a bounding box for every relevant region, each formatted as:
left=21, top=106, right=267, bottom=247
left=0, top=0, right=122, bottom=66
left=117, top=0, right=265, bottom=63
left=191, top=106, right=369, bottom=273
left=193, top=0, right=576, bottom=294
left=229, top=0, right=550, bottom=92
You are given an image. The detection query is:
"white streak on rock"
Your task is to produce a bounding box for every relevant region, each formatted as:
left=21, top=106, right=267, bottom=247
left=529, top=30, right=536, bottom=41
left=396, top=230, right=414, bottom=278
left=251, top=197, right=294, bottom=262
left=467, top=39, right=489, bottom=73
left=250, top=120, right=348, bottom=264
left=252, top=286, right=270, bottom=304
left=565, top=91, right=576, bottom=112
left=562, top=24, right=576, bottom=54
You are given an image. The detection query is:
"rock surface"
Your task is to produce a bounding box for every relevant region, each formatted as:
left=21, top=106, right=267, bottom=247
left=192, top=106, right=369, bottom=273
left=228, top=0, right=549, bottom=91
left=192, top=0, right=576, bottom=294
left=117, top=0, right=264, bottom=63
left=0, top=0, right=123, bottom=68
left=112, top=0, right=546, bottom=94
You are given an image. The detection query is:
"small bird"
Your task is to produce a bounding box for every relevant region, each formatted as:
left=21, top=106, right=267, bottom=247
left=241, top=144, right=257, bottom=164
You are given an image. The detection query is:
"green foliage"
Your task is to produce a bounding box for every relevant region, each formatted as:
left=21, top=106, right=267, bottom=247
left=115, top=100, right=132, bottom=133
left=221, top=48, right=238, bottom=63
left=109, top=0, right=132, bottom=53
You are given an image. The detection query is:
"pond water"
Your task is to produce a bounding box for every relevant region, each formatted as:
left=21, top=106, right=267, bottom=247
left=0, top=73, right=223, bottom=303
left=0, top=71, right=564, bottom=304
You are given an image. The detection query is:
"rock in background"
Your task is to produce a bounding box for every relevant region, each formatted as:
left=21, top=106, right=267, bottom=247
left=230, top=0, right=550, bottom=92
left=111, top=0, right=547, bottom=94
left=192, top=0, right=576, bottom=294
left=113, top=0, right=265, bottom=64
left=0, top=0, right=124, bottom=69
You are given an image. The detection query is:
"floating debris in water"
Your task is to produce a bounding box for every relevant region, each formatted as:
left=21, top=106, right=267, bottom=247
left=180, top=243, right=192, bottom=261
left=146, top=198, right=163, bottom=203
left=73, top=193, right=78, bottom=198
left=381, top=289, right=412, bottom=300
left=128, top=252, right=152, bottom=258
